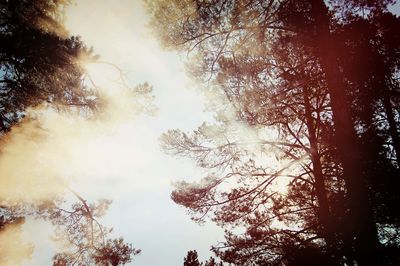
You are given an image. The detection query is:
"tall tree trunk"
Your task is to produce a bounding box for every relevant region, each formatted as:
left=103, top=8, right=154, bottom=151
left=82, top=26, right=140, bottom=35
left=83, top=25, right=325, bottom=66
left=309, top=0, right=382, bottom=265
left=383, top=92, right=400, bottom=166
left=303, top=84, right=338, bottom=264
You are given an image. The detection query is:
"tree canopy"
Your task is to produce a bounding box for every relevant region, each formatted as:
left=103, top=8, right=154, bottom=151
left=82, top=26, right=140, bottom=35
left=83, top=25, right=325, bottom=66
left=0, top=0, right=142, bottom=265
left=183, top=250, right=224, bottom=266
left=148, top=0, right=400, bottom=265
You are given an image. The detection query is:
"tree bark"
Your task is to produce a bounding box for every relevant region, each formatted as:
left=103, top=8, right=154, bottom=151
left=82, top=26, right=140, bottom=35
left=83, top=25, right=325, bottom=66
left=309, top=0, right=382, bottom=265
left=303, top=84, right=339, bottom=264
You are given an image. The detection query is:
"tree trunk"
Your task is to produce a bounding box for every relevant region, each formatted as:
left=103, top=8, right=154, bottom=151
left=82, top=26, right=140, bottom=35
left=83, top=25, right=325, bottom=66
left=383, top=92, right=400, bottom=167
left=303, top=84, right=339, bottom=264
left=309, top=0, right=382, bottom=265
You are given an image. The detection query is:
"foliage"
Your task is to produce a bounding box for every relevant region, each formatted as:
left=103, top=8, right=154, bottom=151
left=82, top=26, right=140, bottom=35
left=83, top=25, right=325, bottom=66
left=148, top=0, right=400, bottom=265
left=0, top=0, right=100, bottom=132
left=0, top=0, right=141, bottom=265
left=184, top=250, right=201, bottom=266
left=183, top=250, right=224, bottom=266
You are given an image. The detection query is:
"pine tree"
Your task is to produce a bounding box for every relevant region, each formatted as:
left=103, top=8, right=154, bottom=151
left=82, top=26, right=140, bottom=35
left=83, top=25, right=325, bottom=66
left=148, top=0, right=400, bottom=265
left=184, top=250, right=202, bottom=266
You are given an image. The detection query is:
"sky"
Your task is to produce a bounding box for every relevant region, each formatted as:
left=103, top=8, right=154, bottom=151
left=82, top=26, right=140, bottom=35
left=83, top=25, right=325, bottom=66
left=19, top=0, right=225, bottom=265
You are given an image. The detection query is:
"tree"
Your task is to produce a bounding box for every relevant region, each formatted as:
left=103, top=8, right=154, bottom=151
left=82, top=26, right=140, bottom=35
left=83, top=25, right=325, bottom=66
left=204, top=256, right=224, bottom=266
left=0, top=0, right=141, bottom=264
left=46, top=196, right=141, bottom=266
left=204, top=257, right=216, bottom=266
left=0, top=0, right=99, bottom=132
left=148, top=0, right=400, bottom=265
left=150, top=0, right=342, bottom=263
left=184, top=250, right=202, bottom=266
left=183, top=250, right=224, bottom=266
